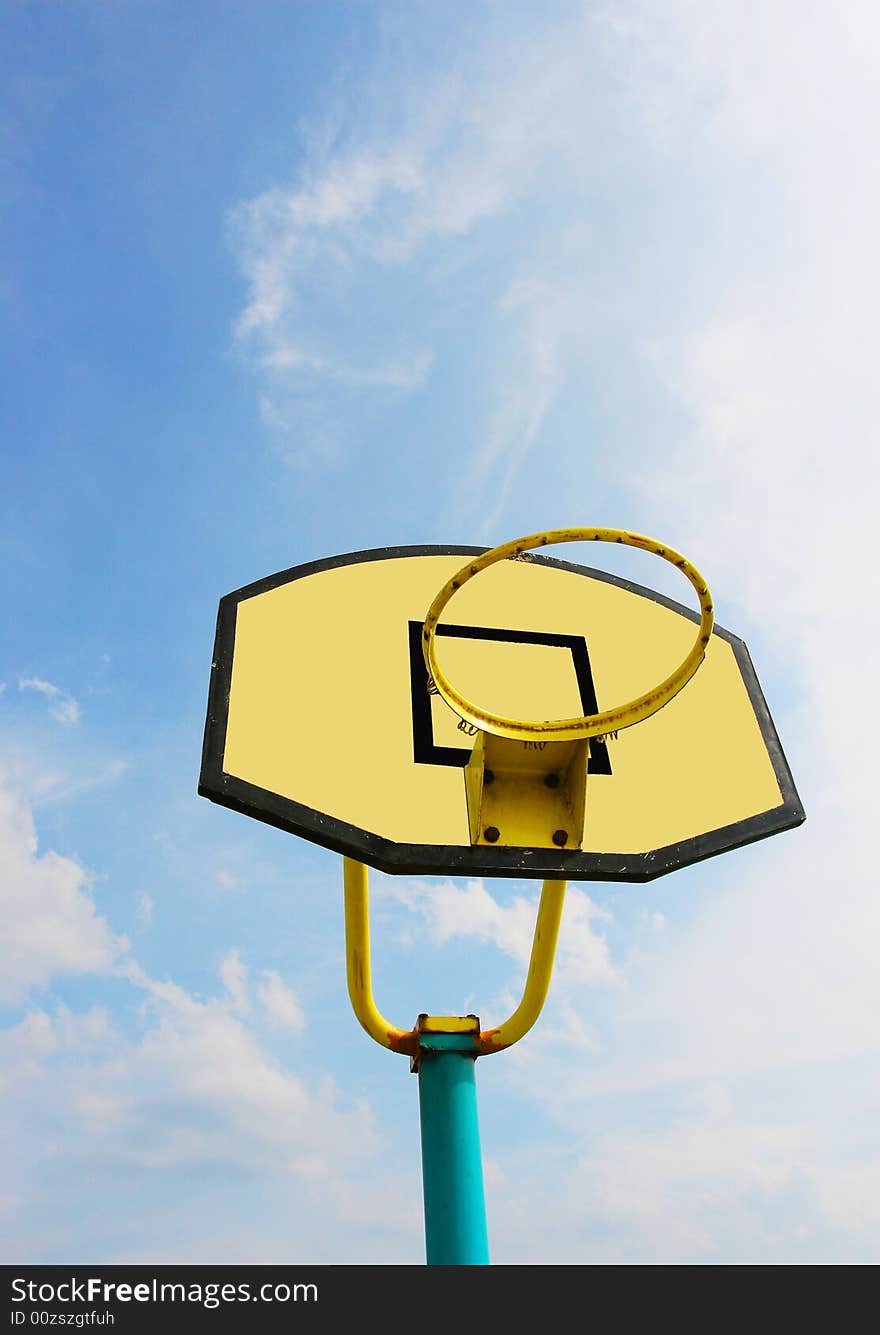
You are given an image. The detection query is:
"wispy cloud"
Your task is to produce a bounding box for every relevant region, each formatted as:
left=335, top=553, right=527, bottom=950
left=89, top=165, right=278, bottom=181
left=257, top=970, right=305, bottom=1033
left=18, top=677, right=81, bottom=726
left=227, top=12, right=610, bottom=463
left=0, top=749, right=128, bottom=809
left=135, top=892, right=153, bottom=927
left=261, top=344, right=432, bottom=389
left=230, top=147, right=436, bottom=405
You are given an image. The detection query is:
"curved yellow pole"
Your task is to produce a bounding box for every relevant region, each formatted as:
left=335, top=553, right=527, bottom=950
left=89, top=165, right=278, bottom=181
left=343, top=857, right=417, bottom=1056
left=478, top=879, right=567, bottom=1054
left=343, top=857, right=566, bottom=1059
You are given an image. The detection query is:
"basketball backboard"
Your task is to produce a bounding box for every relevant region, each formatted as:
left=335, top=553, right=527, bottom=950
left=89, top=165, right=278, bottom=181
left=198, top=544, right=804, bottom=881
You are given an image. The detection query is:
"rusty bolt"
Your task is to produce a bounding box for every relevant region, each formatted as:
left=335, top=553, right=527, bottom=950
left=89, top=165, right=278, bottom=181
left=552, top=829, right=568, bottom=846
left=484, top=826, right=500, bottom=843
left=544, top=773, right=560, bottom=788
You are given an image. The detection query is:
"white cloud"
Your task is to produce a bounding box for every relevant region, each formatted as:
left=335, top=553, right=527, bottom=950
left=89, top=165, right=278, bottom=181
left=0, top=778, right=381, bottom=1242
left=2, top=962, right=380, bottom=1196
left=18, top=677, right=81, bottom=726
left=536, top=1002, right=602, bottom=1054
left=257, top=970, right=305, bottom=1033
left=388, top=878, right=615, bottom=988
left=109, top=961, right=370, bottom=1176
left=447, top=4, right=880, bottom=1261
left=0, top=780, right=126, bottom=1003
left=219, top=948, right=249, bottom=1014
left=230, top=146, right=435, bottom=396
left=565, top=0, right=880, bottom=1091
left=0, top=774, right=391, bottom=1261
left=576, top=1104, right=817, bottom=1261
left=136, top=892, right=153, bottom=926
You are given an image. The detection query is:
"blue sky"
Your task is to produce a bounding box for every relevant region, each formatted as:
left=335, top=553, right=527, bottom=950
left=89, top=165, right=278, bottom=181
left=2, top=1, right=878, bottom=1264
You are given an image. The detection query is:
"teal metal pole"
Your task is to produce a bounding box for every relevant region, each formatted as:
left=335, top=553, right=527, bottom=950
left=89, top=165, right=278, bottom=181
left=416, top=1032, right=489, bottom=1265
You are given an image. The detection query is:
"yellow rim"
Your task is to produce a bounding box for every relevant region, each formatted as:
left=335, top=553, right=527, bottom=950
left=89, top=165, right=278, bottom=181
left=422, top=527, right=714, bottom=742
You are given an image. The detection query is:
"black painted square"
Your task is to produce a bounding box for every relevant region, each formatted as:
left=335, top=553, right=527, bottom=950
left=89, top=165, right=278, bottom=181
left=407, top=620, right=612, bottom=774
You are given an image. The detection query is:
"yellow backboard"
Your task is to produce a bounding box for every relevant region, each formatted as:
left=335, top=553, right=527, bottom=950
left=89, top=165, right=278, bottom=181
left=198, top=546, right=804, bottom=880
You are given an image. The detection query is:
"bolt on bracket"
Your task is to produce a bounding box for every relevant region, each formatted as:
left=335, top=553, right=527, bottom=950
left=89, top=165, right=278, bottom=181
left=464, top=732, right=589, bottom=850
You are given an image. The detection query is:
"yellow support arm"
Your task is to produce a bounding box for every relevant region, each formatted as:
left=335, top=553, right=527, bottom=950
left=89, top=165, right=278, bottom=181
left=343, top=858, right=418, bottom=1056
left=343, top=857, right=566, bottom=1057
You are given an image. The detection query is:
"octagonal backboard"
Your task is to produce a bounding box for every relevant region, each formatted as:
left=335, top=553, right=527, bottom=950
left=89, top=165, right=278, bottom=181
left=198, top=545, right=804, bottom=881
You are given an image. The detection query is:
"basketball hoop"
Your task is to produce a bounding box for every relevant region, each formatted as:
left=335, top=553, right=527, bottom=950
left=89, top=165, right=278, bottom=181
left=422, top=527, right=714, bottom=743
